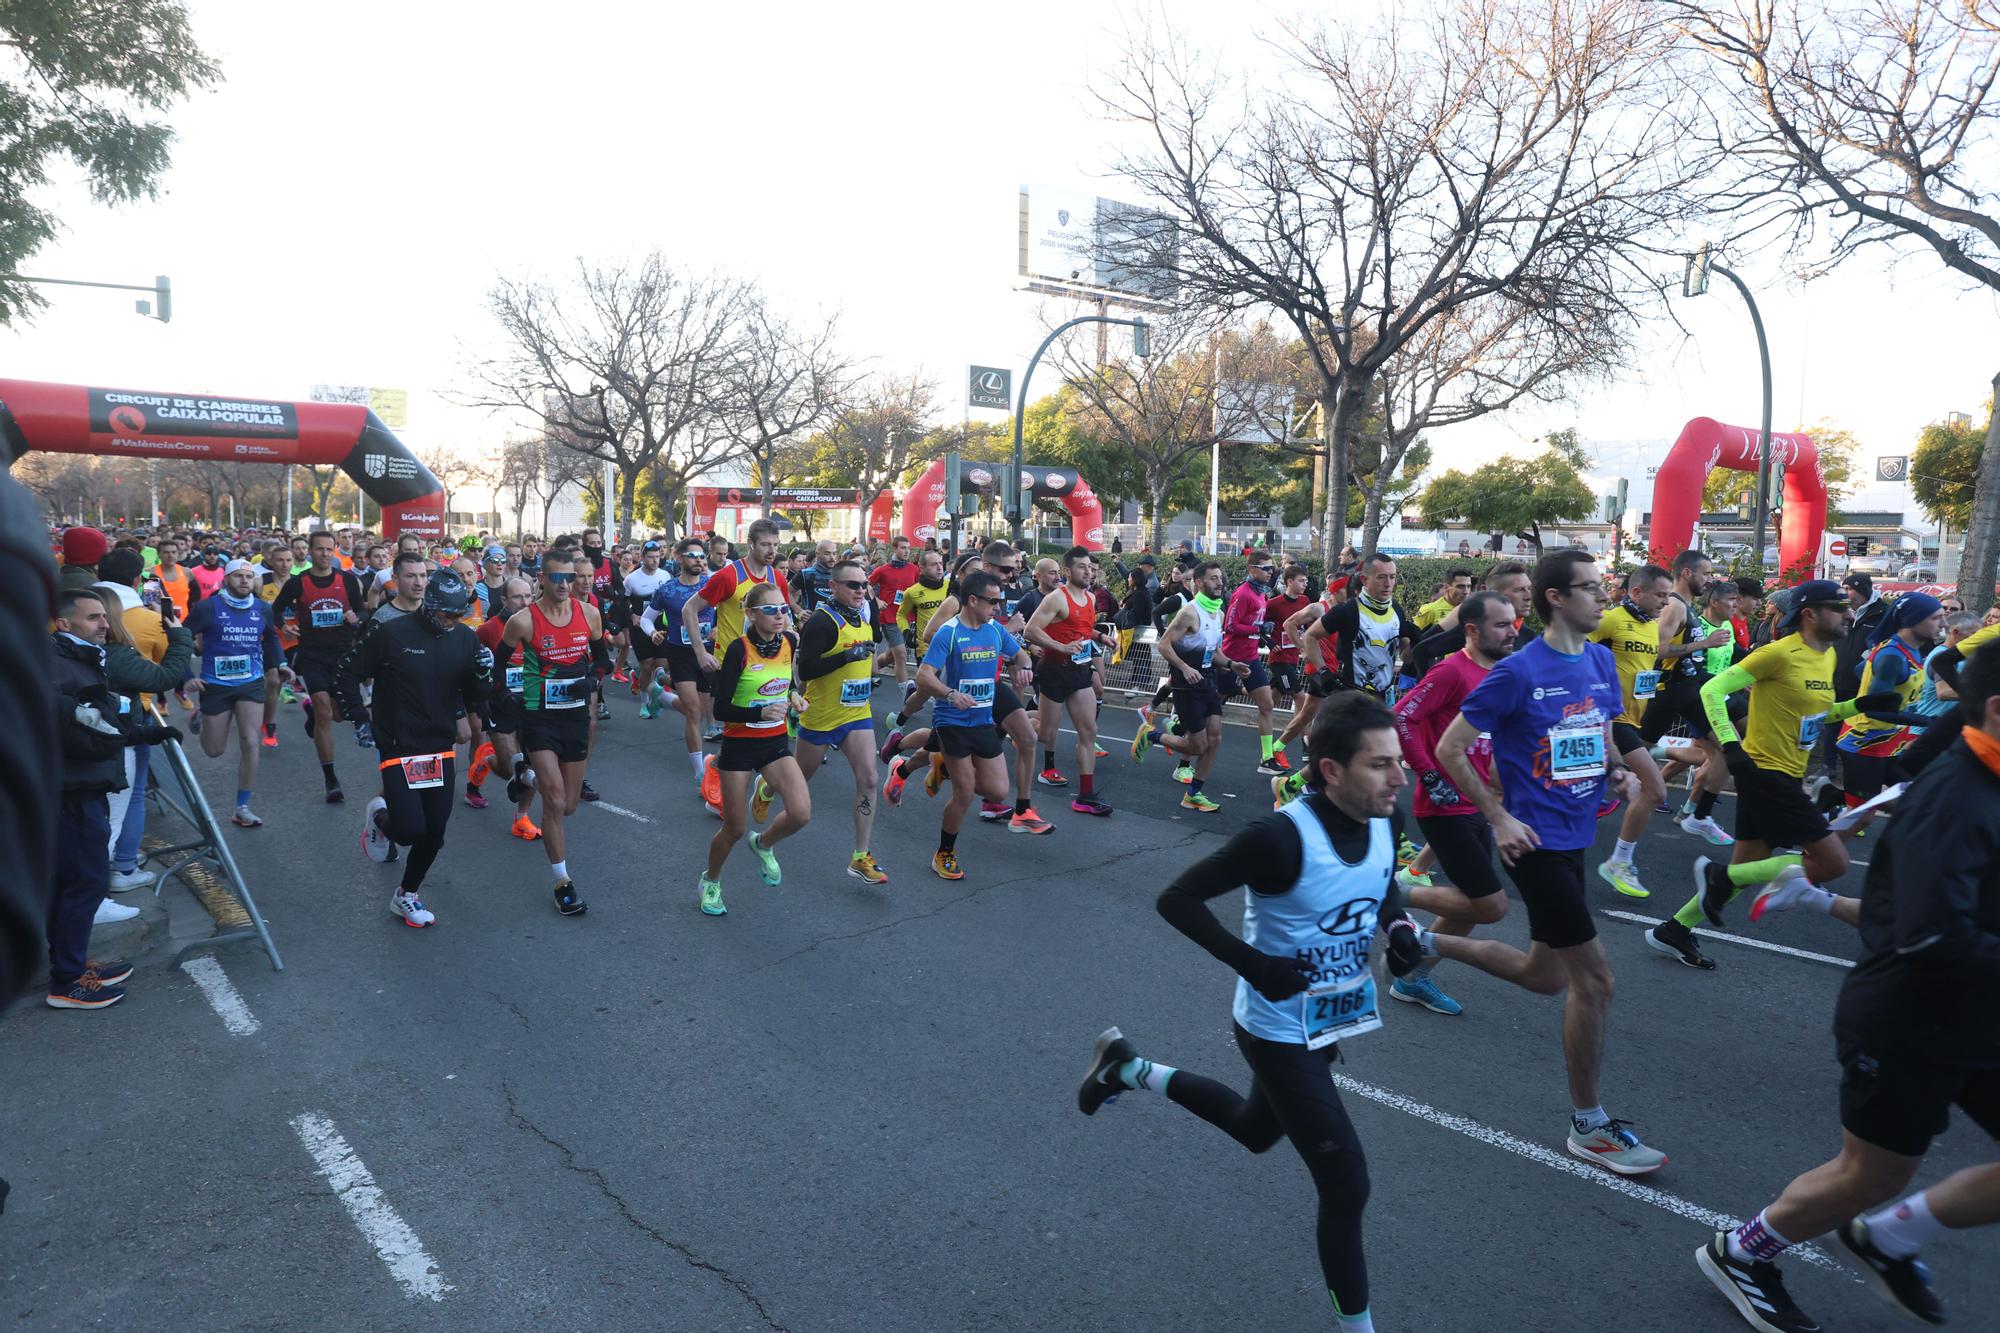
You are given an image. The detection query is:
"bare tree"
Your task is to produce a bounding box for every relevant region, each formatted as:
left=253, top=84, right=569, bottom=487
left=420, top=447, right=490, bottom=534
left=459, top=251, right=752, bottom=539
left=496, top=435, right=540, bottom=540
left=1669, top=0, right=2000, bottom=608
left=810, top=372, right=938, bottom=531
left=1102, top=0, right=1699, bottom=565
left=533, top=432, right=596, bottom=538
left=721, top=298, right=852, bottom=511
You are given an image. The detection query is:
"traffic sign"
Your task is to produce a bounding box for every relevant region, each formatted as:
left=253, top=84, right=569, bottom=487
left=1829, top=538, right=1847, bottom=557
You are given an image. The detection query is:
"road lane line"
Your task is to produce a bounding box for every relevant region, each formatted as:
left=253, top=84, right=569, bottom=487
left=589, top=800, right=655, bottom=823
left=179, top=956, right=259, bottom=1035
left=291, top=1113, right=452, bottom=1301
left=1329, top=1075, right=1845, bottom=1273
left=1603, top=909, right=1854, bottom=968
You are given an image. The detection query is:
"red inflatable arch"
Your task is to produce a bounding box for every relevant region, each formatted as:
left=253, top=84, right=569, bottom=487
left=1648, top=417, right=1825, bottom=574
left=901, top=457, right=1105, bottom=550
left=0, top=378, right=446, bottom=539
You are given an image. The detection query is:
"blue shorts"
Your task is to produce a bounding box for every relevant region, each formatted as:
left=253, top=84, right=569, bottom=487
left=798, top=718, right=874, bottom=747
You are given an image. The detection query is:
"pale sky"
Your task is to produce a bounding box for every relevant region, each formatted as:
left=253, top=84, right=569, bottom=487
left=5, top=0, right=1995, bottom=517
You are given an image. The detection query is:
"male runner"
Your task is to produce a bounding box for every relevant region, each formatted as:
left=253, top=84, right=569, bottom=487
left=795, top=559, right=889, bottom=884
left=793, top=540, right=838, bottom=617
left=1386, top=589, right=1520, bottom=1017
left=188, top=543, right=228, bottom=600
left=150, top=538, right=198, bottom=621
left=1650, top=576, right=1746, bottom=842
left=1430, top=549, right=1665, bottom=1172
left=1588, top=563, right=1675, bottom=899
left=495, top=550, right=606, bottom=916
left=1263, top=565, right=1316, bottom=771
left=1695, top=645, right=2000, bottom=1333
left=1834, top=593, right=1944, bottom=814
left=183, top=559, right=296, bottom=828
left=896, top=546, right=951, bottom=666
left=474, top=576, right=542, bottom=841
left=271, top=531, right=364, bottom=802
left=1132, top=561, right=1236, bottom=812
left=1413, top=569, right=1472, bottom=630
left=639, top=539, right=717, bottom=782
left=1301, top=552, right=1416, bottom=701
left=867, top=534, right=919, bottom=686
left=620, top=540, right=672, bottom=704
left=1079, top=693, right=1423, bottom=1332
left=1024, top=545, right=1117, bottom=815
left=911, top=570, right=1032, bottom=879
left=340, top=572, right=491, bottom=929
left=687, top=518, right=790, bottom=673
left=1216, top=550, right=1285, bottom=776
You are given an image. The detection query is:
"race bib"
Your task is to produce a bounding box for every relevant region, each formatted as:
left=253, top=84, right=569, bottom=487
left=1201, top=647, right=1214, bottom=669
left=1304, top=970, right=1381, bottom=1050
left=962, top=676, right=995, bottom=707
left=309, top=606, right=343, bottom=629
left=1796, top=712, right=1826, bottom=750
left=543, top=676, right=583, bottom=708
left=504, top=665, right=524, bottom=694
left=1633, top=669, right=1659, bottom=700
left=1070, top=640, right=1095, bottom=665
left=397, top=753, right=447, bottom=789
left=214, top=654, right=253, bottom=682
left=1549, top=721, right=1606, bottom=782
left=839, top=677, right=872, bottom=706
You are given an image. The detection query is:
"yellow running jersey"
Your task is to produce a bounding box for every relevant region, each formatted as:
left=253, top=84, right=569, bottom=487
left=1590, top=603, right=1662, bottom=726
left=1735, top=635, right=1837, bottom=778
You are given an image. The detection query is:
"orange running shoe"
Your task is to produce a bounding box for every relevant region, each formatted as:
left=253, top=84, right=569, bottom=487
left=468, top=742, right=496, bottom=787
left=700, top=753, right=723, bottom=809
left=923, top=751, right=946, bottom=798
left=511, top=814, right=542, bottom=841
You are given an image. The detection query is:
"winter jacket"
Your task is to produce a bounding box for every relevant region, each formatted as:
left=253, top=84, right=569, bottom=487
left=52, top=633, right=155, bottom=795
left=97, top=581, right=186, bottom=711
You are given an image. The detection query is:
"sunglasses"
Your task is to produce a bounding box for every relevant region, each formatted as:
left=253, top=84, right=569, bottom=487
left=749, top=604, right=789, bottom=617
left=543, top=572, right=576, bottom=583
left=835, top=579, right=868, bottom=591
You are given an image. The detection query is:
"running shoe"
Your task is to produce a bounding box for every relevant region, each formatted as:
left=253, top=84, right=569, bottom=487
left=325, top=784, right=344, bottom=805
left=1008, top=807, right=1054, bottom=834
left=902, top=678, right=917, bottom=701
left=1566, top=1119, right=1666, bottom=1175
left=1695, top=855, right=1734, bottom=926
left=579, top=780, right=600, bottom=803
left=698, top=875, right=726, bottom=916
left=877, top=728, right=904, bottom=764
left=1077, top=1025, right=1138, bottom=1116
left=361, top=797, right=391, bottom=863
left=1256, top=756, right=1286, bottom=776
left=1645, top=920, right=1715, bottom=970
left=978, top=800, right=1010, bottom=821
left=883, top=759, right=909, bottom=807
left=1396, top=835, right=1423, bottom=867
left=353, top=722, right=374, bottom=749
left=104, top=866, right=153, bottom=893
left=932, top=849, right=964, bottom=880
left=1269, top=751, right=1292, bottom=772
left=595, top=698, right=611, bottom=721
left=1172, top=764, right=1194, bottom=785
left=1654, top=797, right=1675, bottom=814
left=610, top=668, right=631, bottom=685
left=923, top=752, right=946, bottom=798
left=553, top=878, right=586, bottom=916
left=1595, top=796, right=1621, bottom=819
left=1395, top=866, right=1433, bottom=890
left=1270, top=774, right=1288, bottom=810
left=261, top=728, right=278, bottom=749
left=1748, top=868, right=1820, bottom=923
left=749, top=830, right=781, bottom=886
left=1093, top=744, right=1108, bottom=758
left=1695, top=1232, right=1820, bottom=1333
left=1071, top=793, right=1112, bottom=816
left=510, top=814, right=542, bottom=841
left=1130, top=722, right=1154, bottom=763
left=1037, top=767, right=1068, bottom=788
left=1595, top=860, right=1649, bottom=899
left=700, top=755, right=723, bottom=810
left=1835, top=1217, right=1945, bottom=1326
left=751, top=778, right=774, bottom=824
left=47, top=975, right=126, bottom=1009
left=279, top=685, right=296, bottom=704
left=506, top=772, right=533, bottom=805
left=1389, top=975, right=1463, bottom=1016
left=1180, top=792, right=1220, bottom=813
left=232, top=806, right=263, bottom=829
left=1679, top=813, right=1735, bottom=846
left=464, top=788, right=489, bottom=810
left=81, top=959, right=134, bottom=987
left=390, top=891, right=434, bottom=928
left=703, top=722, right=726, bottom=741
left=848, top=852, right=888, bottom=885
left=467, top=741, right=495, bottom=786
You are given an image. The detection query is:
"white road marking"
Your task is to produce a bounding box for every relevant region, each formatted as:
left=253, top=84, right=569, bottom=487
left=1603, top=909, right=1854, bottom=968
left=589, top=800, right=655, bottom=823
left=291, top=1113, right=452, bottom=1301
left=1330, top=1075, right=1844, bottom=1273
left=179, top=955, right=260, bottom=1036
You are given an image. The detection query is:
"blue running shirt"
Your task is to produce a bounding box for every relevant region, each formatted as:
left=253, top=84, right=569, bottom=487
left=922, top=619, right=1021, bottom=728
left=1458, top=637, right=1623, bottom=852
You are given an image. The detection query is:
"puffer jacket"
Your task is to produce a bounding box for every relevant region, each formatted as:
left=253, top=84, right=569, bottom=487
left=52, top=633, right=143, bottom=795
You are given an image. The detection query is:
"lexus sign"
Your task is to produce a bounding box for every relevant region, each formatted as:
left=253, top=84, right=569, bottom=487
left=967, top=365, right=1012, bottom=412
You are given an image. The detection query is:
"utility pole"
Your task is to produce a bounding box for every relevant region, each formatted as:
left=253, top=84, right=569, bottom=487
left=1684, top=246, right=1774, bottom=571
left=1008, top=314, right=1149, bottom=544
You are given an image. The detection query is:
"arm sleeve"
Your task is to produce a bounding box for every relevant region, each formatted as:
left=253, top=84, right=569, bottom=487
left=261, top=607, right=285, bottom=665
left=795, top=611, right=845, bottom=681
left=709, top=639, right=764, bottom=722
left=1155, top=816, right=1306, bottom=976
left=270, top=576, right=301, bottom=623
left=1393, top=671, right=1451, bottom=775
left=333, top=617, right=384, bottom=695
left=459, top=633, right=492, bottom=716
left=1699, top=661, right=1760, bottom=745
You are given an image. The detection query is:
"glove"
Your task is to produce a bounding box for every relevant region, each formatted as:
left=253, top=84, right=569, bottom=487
left=1419, top=770, right=1463, bottom=808
left=1303, top=672, right=1344, bottom=699
left=1241, top=951, right=1316, bottom=1002
left=1854, top=691, right=1902, bottom=715
left=1383, top=917, right=1423, bottom=978
left=135, top=722, right=182, bottom=746
left=1720, top=740, right=1755, bottom=778
left=845, top=644, right=876, bottom=664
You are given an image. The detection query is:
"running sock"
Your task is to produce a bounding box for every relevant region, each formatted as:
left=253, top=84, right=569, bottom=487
left=1260, top=733, right=1276, bottom=760
left=1014, top=797, right=1030, bottom=816
left=939, top=829, right=957, bottom=854
left=1080, top=772, right=1095, bottom=796
left=1042, top=749, right=1057, bottom=771
left=1859, top=1191, right=1946, bottom=1258
left=1188, top=778, right=1205, bottom=796
left=689, top=751, right=706, bottom=780
left=320, top=762, right=337, bottom=788
left=466, top=780, right=480, bottom=796
left=261, top=722, right=275, bottom=738
left=1571, top=1105, right=1610, bottom=1134
left=236, top=789, right=252, bottom=809
left=1115, top=1057, right=1175, bottom=1092
left=550, top=859, right=568, bottom=884
left=1693, top=790, right=1719, bottom=820
left=1727, top=1209, right=1794, bottom=1263
left=1612, top=838, right=1638, bottom=864
left=1729, top=853, right=1801, bottom=885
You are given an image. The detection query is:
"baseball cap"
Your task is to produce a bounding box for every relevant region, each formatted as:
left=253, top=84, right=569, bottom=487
left=224, top=558, right=255, bottom=575
left=642, top=539, right=662, bottom=551
left=1780, top=578, right=1846, bottom=631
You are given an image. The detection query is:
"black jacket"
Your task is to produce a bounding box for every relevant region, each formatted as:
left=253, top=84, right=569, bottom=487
left=1833, top=598, right=1890, bottom=699
left=0, top=462, right=57, bottom=1006
left=52, top=633, right=154, bottom=795
left=333, top=612, right=490, bottom=758
left=1834, top=735, right=2000, bottom=1067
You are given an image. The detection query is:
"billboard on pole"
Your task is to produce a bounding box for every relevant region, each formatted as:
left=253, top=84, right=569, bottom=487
left=1018, top=185, right=1176, bottom=303
left=967, top=366, right=1011, bottom=411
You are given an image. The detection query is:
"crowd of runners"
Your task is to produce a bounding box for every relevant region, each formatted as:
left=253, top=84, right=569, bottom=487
left=33, top=513, right=2000, bottom=1332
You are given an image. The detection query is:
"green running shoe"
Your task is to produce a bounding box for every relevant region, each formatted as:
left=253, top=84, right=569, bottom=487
left=698, top=875, right=726, bottom=916
left=749, top=831, right=782, bottom=886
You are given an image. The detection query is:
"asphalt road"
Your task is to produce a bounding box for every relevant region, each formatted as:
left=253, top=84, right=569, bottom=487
left=3, top=679, right=1993, bottom=1331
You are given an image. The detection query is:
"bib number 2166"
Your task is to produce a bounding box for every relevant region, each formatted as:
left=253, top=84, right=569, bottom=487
left=1303, top=971, right=1381, bottom=1050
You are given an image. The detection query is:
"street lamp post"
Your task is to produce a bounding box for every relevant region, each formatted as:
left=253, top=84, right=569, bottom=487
left=1684, top=245, right=1774, bottom=571
left=1008, top=315, right=1149, bottom=544
left=1, top=272, right=171, bottom=322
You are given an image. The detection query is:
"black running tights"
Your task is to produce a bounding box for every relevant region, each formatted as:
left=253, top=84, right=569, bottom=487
left=1167, top=1023, right=1371, bottom=1317
left=380, top=756, right=454, bottom=893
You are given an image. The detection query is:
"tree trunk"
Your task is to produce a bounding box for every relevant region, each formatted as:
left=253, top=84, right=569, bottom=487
left=1318, top=382, right=1359, bottom=568
left=618, top=463, right=641, bottom=539
left=1148, top=474, right=1172, bottom=554
left=1359, top=478, right=1388, bottom=560
left=1957, top=368, right=2000, bottom=614
left=512, top=500, right=527, bottom=542
left=540, top=491, right=557, bottom=539
left=759, top=446, right=774, bottom=515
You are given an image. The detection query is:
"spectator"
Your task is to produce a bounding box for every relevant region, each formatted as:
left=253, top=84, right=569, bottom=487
left=59, top=525, right=108, bottom=593
left=0, top=455, right=57, bottom=1016
left=1835, top=573, right=1890, bottom=701
left=1110, top=535, right=1123, bottom=555
left=1733, top=576, right=1763, bottom=650
left=94, top=554, right=193, bottom=916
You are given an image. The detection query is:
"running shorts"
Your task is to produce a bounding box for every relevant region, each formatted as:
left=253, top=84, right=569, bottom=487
left=879, top=623, right=906, bottom=649
left=662, top=644, right=712, bottom=692
left=487, top=690, right=523, bottom=736
left=1215, top=659, right=1271, bottom=700
left=799, top=718, right=873, bottom=747
left=993, top=680, right=1024, bottom=726
left=1837, top=1041, right=2000, bottom=1158
left=718, top=734, right=792, bottom=772
left=1414, top=812, right=1503, bottom=900
left=1840, top=751, right=1899, bottom=804
left=1611, top=721, right=1648, bottom=758
left=1269, top=661, right=1304, bottom=696
left=519, top=708, right=590, bottom=763
left=1171, top=676, right=1225, bottom=733
left=199, top=682, right=265, bottom=716
left=1504, top=846, right=1595, bottom=949
left=1034, top=659, right=1096, bottom=703
left=1733, top=761, right=1828, bottom=849
left=293, top=647, right=344, bottom=697
left=938, top=723, right=1004, bottom=760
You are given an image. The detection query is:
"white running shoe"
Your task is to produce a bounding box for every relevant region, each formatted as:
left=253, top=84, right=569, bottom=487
left=361, top=796, right=392, bottom=864
left=92, top=898, right=141, bottom=925
left=107, top=867, right=156, bottom=893
left=1566, top=1119, right=1667, bottom=1175
left=390, top=891, right=434, bottom=928
left=1749, top=866, right=1819, bottom=923
left=1677, top=814, right=1735, bottom=846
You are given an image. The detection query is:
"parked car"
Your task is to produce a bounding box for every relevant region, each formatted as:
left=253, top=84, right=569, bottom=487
left=1900, top=563, right=1938, bottom=583
left=1846, top=552, right=1903, bottom=578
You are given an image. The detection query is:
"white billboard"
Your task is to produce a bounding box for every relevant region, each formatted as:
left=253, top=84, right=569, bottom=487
left=1019, top=185, right=1176, bottom=302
